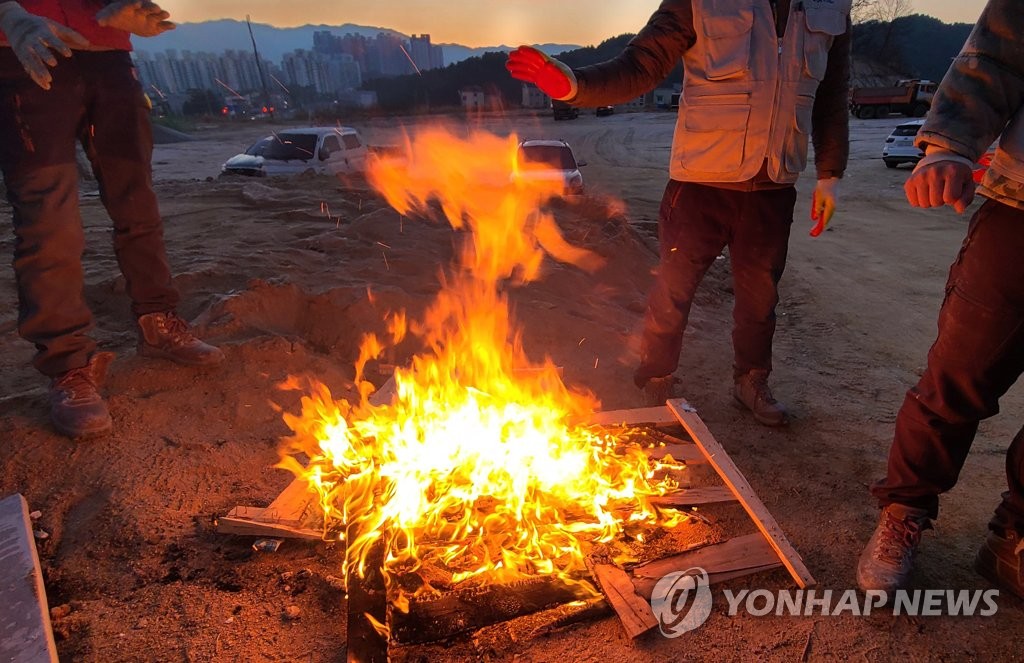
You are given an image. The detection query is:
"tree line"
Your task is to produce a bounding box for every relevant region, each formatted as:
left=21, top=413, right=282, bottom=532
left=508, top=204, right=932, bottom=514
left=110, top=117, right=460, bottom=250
left=355, top=14, right=972, bottom=114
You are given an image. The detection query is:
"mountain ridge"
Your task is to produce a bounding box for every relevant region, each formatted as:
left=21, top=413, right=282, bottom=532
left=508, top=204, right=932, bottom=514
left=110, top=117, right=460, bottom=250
left=132, top=19, right=580, bottom=65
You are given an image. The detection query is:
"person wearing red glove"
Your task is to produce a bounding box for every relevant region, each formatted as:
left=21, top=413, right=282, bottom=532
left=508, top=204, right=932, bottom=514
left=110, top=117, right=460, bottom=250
left=0, top=1, right=221, bottom=440
left=507, top=0, right=851, bottom=426
left=858, top=0, right=1024, bottom=599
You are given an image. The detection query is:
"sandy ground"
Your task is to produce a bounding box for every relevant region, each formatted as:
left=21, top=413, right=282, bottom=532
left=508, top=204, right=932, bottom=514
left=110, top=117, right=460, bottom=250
left=1, top=109, right=1022, bottom=662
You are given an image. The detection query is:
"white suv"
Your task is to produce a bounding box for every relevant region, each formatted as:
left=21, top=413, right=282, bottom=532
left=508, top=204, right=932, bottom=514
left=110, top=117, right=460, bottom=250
left=222, top=127, right=368, bottom=177
left=514, top=139, right=585, bottom=194
left=882, top=119, right=926, bottom=168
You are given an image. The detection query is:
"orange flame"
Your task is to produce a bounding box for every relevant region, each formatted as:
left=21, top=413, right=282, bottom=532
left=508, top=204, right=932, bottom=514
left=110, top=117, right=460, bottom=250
left=281, top=125, right=684, bottom=599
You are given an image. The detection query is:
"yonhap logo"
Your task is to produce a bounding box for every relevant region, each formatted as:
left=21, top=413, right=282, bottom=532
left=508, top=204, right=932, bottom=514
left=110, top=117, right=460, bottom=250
left=649, top=567, right=713, bottom=637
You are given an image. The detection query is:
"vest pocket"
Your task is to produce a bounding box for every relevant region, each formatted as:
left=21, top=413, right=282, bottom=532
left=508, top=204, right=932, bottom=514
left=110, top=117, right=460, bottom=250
left=682, top=104, right=751, bottom=174
left=802, top=8, right=845, bottom=80
left=784, top=96, right=814, bottom=174
left=701, top=6, right=754, bottom=81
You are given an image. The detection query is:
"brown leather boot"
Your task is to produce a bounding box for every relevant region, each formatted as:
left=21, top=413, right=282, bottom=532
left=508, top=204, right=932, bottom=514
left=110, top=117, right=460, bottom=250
left=975, top=528, right=1024, bottom=599
left=733, top=370, right=789, bottom=426
left=137, top=312, right=224, bottom=366
left=857, top=503, right=931, bottom=592
left=639, top=375, right=683, bottom=407
left=49, top=352, right=114, bottom=439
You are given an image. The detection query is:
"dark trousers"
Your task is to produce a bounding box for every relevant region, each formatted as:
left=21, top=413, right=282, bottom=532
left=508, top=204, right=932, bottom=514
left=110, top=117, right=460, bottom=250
left=0, top=49, right=178, bottom=377
left=634, top=180, right=796, bottom=385
left=872, top=198, right=1024, bottom=534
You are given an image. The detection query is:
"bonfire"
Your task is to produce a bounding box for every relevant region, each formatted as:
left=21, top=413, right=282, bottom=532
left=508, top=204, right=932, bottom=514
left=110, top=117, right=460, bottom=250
left=277, top=126, right=687, bottom=613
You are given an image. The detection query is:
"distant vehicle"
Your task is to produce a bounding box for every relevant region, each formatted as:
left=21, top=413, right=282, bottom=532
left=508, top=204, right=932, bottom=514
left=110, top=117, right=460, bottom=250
left=551, top=100, right=579, bottom=121
left=596, top=105, right=615, bottom=117
left=850, top=79, right=937, bottom=119
left=514, top=138, right=586, bottom=195
left=221, top=127, right=368, bottom=177
left=881, top=119, right=925, bottom=168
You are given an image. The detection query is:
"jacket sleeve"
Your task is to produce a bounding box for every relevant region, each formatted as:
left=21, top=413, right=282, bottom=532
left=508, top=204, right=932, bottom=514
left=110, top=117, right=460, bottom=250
left=811, top=17, right=851, bottom=179
left=916, top=0, right=1024, bottom=160
left=569, top=0, right=696, bottom=107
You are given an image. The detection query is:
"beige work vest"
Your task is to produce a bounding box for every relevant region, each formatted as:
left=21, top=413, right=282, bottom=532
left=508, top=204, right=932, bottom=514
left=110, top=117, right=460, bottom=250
left=672, top=0, right=849, bottom=184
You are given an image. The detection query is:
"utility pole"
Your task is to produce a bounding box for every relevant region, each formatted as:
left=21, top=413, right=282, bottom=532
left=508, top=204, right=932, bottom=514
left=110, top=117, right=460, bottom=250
left=246, top=15, right=274, bottom=120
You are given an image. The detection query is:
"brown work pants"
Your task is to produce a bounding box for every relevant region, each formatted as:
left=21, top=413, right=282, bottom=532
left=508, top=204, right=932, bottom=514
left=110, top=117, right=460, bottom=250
left=872, top=198, right=1024, bottom=534
left=634, top=180, right=797, bottom=386
left=0, top=49, right=178, bottom=377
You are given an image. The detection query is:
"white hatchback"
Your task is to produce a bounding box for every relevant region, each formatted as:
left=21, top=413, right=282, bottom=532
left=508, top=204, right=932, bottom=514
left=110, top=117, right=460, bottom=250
left=221, top=127, right=368, bottom=177
left=882, top=119, right=925, bottom=168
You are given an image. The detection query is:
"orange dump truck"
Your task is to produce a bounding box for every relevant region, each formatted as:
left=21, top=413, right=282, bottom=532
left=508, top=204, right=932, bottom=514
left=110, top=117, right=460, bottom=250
left=849, top=79, right=937, bottom=119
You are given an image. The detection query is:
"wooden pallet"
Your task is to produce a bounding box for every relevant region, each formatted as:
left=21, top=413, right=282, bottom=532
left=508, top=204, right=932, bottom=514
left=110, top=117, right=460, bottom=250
left=218, top=387, right=813, bottom=649
left=580, top=397, right=814, bottom=640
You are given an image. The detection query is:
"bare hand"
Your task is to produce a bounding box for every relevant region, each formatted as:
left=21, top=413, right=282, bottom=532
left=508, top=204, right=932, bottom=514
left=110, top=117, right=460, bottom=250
left=904, top=160, right=976, bottom=214
left=96, top=0, right=175, bottom=37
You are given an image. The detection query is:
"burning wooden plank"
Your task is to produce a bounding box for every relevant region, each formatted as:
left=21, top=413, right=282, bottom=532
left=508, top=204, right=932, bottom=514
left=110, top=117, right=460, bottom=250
left=347, top=536, right=388, bottom=663
left=0, top=494, right=58, bottom=663
left=644, top=442, right=705, bottom=465
left=632, top=532, right=782, bottom=580
left=389, top=576, right=595, bottom=645
left=665, top=399, right=816, bottom=589
left=648, top=486, right=737, bottom=508
left=215, top=506, right=322, bottom=540
left=217, top=377, right=397, bottom=540
left=587, top=406, right=676, bottom=427
left=590, top=564, right=658, bottom=638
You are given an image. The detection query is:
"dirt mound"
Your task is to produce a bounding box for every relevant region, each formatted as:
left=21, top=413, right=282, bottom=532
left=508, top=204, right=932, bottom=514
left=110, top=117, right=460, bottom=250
left=151, top=123, right=196, bottom=145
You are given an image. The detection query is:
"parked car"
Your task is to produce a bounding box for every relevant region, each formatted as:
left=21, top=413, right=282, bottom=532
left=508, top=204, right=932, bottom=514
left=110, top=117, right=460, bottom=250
left=882, top=119, right=925, bottom=168
left=596, top=105, right=615, bottom=117
left=551, top=100, right=579, bottom=121
left=513, top=139, right=586, bottom=195
left=221, top=127, right=368, bottom=177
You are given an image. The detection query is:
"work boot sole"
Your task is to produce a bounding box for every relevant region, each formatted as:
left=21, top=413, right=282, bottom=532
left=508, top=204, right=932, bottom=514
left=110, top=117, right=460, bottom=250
left=975, top=545, right=1024, bottom=599
left=138, top=344, right=224, bottom=367
left=732, top=394, right=789, bottom=427
left=51, top=414, right=113, bottom=440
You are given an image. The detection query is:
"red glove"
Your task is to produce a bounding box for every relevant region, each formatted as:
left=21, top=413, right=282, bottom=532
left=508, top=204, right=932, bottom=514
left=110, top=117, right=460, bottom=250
left=505, top=45, right=577, bottom=100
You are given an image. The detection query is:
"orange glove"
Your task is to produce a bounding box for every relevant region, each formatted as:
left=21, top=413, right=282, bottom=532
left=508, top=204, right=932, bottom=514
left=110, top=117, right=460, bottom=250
left=810, top=177, right=840, bottom=237
left=505, top=45, right=577, bottom=100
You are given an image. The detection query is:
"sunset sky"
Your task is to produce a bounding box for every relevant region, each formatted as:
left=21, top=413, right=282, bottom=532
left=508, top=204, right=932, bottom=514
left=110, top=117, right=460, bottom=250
left=163, top=0, right=988, bottom=47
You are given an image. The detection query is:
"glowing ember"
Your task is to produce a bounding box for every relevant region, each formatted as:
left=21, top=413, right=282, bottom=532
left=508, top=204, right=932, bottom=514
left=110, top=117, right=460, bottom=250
left=279, top=125, right=686, bottom=604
